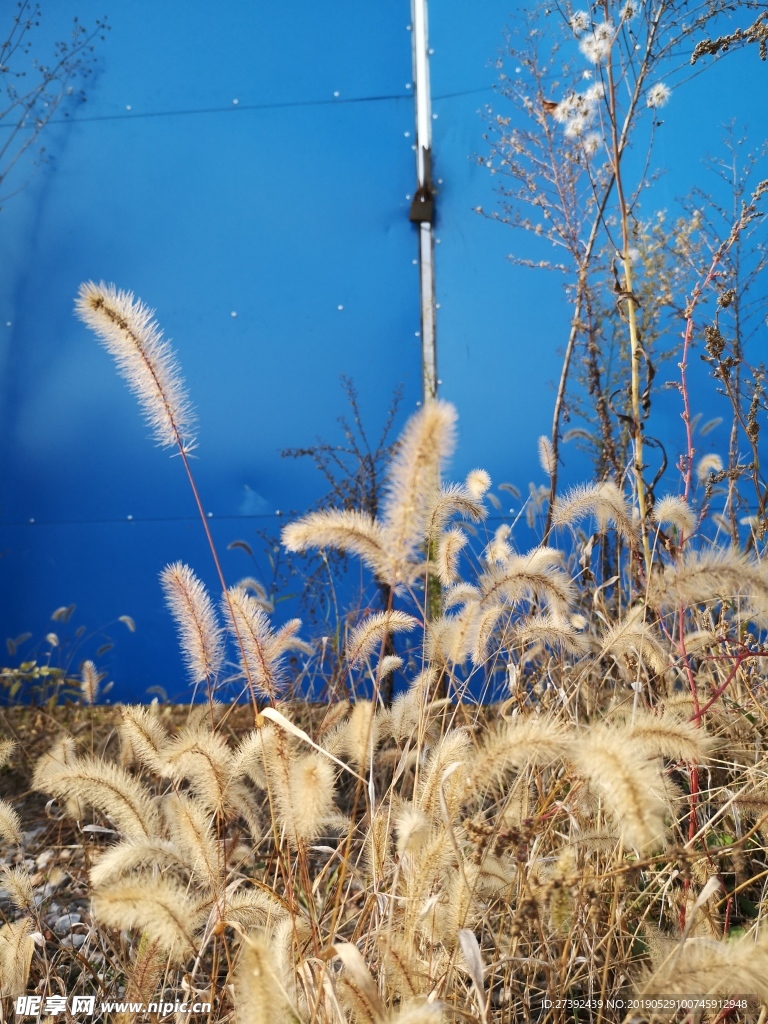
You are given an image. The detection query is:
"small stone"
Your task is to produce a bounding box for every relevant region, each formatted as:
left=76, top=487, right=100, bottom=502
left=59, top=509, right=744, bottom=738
left=52, top=913, right=81, bottom=936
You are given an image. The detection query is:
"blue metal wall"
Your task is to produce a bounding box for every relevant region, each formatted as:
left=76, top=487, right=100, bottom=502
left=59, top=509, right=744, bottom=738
left=0, top=1, right=428, bottom=700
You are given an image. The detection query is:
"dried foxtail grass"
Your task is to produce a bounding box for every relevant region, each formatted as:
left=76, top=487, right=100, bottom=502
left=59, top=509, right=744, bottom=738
left=222, top=585, right=310, bottom=698
left=120, top=934, right=168, bottom=1021
left=639, top=932, right=768, bottom=1003
left=75, top=281, right=196, bottom=453
left=276, top=752, right=337, bottom=848
left=338, top=700, right=381, bottom=769
left=235, top=932, right=289, bottom=1024
left=0, top=918, right=34, bottom=998
left=623, top=710, right=715, bottom=762
left=33, top=753, right=160, bottom=838
left=0, top=866, right=34, bottom=912
left=30, top=315, right=768, bottom=1020
left=424, top=484, right=485, bottom=540
left=465, top=468, right=491, bottom=499
left=504, top=612, right=591, bottom=656
left=436, top=526, right=468, bottom=585
left=284, top=401, right=460, bottom=586
left=283, top=509, right=392, bottom=582
left=469, top=715, right=575, bottom=793
left=92, top=878, right=205, bottom=959
left=476, top=547, right=576, bottom=616
left=648, top=546, right=768, bottom=610
left=161, top=562, right=224, bottom=687
left=119, top=704, right=168, bottom=771
left=652, top=494, right=697, bottom=534
left=80, top=658, right=102, bottom=704
left=0, top=741, right=15, bottom=770
left=346, top=610, right=418, bottom=666
left=382, top=399, right=457, bottom=565
left=551, top=480, right=637, bottom=540
left=573, top=726, right=672, bottom=850
left=598, top=606, right=668, bottom=676
left=0, top=800, right=22, bottom=846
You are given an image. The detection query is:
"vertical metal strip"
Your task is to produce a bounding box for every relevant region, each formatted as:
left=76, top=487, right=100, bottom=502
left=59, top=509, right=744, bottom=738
left=411, top=0, right=437, bottom=402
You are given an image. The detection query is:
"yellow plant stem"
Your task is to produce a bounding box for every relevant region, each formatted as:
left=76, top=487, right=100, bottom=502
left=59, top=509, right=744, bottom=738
left=621, top=254, right=653, bottom=577
left=605, top=36, right=652, bottom=579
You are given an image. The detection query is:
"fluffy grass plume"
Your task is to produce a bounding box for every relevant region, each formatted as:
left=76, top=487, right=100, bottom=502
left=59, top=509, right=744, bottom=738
left=471, top=715, right=575, bottom=792
left=75, top=281, right=196, bottom=453
left=696, top=452, right=724, bottom=481
left=88, top=836, right=195, bottom=889
left=0, top=866, right=34, bottom=911
left=162, top=792, right=221, bottom=886
left=436, top=526, right=469, bottom=585
left=599, top=607, right=668, bottom=675
left=381, top=399, right=457, bottom=565
left=640, top=933, right=768, bottom=1003
left=477, top=546, right=576, bottom=616
left=282, top=508, right=391, bottom=582
left=0, top=740, right=16, bottom=770
left=33, top=752, right=160, bottom=839
left=119, top=704, right=168, bottom=772
left=346, top=610, right=418, bottom=666
left=222, top=585, right=309, bottom=698
left=652, top=494, right=697, bottom=534
left=424, top=484, right=485, bottom=540
left=121, top=934, right=168, bottom=1017
left=80, top=658, right=102, bottom=704
left=624, top=710, right=714, bottom=762
left=235, top=932, right=289, bottom=1024
left=465, top=467, right=491, bottom=498
left=92, top=878, right=205, bottom=959
left=507, top=612, right=591, bottom=656
left=339, top=700, right=381, bottom=769
left=160, top=562, right=224, bottom=686
left=648, top=546, right=768, bottom=609
left=0, top=800, right=22, bottom=846
left=161, top=725, right=234, bottom=812
left=551, top=480, right=637, bottom=540
left=283, top=402, right=458, bottom=587
left=276, top=752, right=337, bottom=848
left=0, top=918, right=34, bottom=998
left=538, top=435, right=555, bottom=476
left=484, top=523, right=512, bottom=564
left=573, top=727, right=670, bottom=850
left=394, top=805, right=431, bottom=857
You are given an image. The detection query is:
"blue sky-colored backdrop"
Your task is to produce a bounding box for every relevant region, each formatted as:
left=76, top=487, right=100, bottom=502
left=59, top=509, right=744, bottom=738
left=1, top=1, right=766, bottom=700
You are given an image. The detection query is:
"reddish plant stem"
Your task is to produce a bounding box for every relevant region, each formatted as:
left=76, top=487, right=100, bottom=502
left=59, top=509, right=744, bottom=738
left=179, top=447, right=262, bottom=715
left=690, top=652, right=748, bottom=723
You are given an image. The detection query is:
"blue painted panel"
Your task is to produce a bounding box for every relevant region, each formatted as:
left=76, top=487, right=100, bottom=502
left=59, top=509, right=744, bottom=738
left=0, top=1, right=422, bottom=700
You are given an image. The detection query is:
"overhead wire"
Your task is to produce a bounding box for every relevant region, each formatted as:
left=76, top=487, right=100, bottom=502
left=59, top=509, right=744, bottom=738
left=0, top=85, right=492, bottom=129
